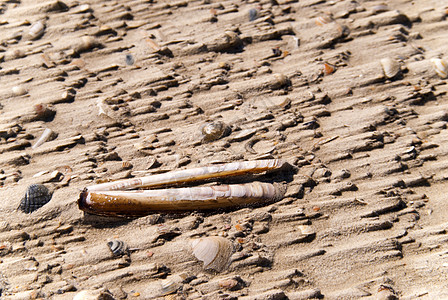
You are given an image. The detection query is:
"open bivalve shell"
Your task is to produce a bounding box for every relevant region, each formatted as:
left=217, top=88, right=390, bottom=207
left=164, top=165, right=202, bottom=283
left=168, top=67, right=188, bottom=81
left=380, top=57, right=400, bottom=79
left=430, top=58, right=448, bottom=78
left=191, top=236, right=234, bottom=272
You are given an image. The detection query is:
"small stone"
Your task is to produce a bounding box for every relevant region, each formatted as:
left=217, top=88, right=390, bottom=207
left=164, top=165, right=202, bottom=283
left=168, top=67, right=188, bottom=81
left=12, top=85, right=27, bottom=96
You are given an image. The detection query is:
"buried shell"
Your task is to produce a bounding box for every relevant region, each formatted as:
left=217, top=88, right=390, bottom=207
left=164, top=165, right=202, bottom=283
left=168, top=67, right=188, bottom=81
left=107, top=240, right=128, bottom=256
left=315, top=15, right=333, bottom=26
left=191, top=236, right=234, bottom=272
left=12, top=85, right=27, bottom=96
left=380, top=57, right=400, bottom=79
left=201, top=121, right=231, bottom=142
left=18, top=184, right=52, bottom=213
left=159, top=274, right=187, bottom=296
left=32, top=128, right=57, bottom=149
left=28, top=21, right=45, bottom=40
left=430, top=58, right=448, bottom=78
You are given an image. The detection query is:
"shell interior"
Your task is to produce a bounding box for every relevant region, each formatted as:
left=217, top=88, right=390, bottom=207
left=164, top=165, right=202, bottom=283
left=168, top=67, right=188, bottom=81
left=191, top=236, right=234, bottom=272
left=19, top=184, right=52, bottom=213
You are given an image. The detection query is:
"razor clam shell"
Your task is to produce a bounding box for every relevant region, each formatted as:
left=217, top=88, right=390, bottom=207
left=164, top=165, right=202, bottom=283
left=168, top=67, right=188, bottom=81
left=107, top=240, right=128, bottom=256
left=191, top=236, right=234, bottom=272
left=380, top=57, right=400, bottom=79
left=430, top=58, right=448, bottom=78
left=85, top=159, right=285, bottom=192
left=18, top=184, right=52, bottom=213
left=78, top=182, right=286, bottom=217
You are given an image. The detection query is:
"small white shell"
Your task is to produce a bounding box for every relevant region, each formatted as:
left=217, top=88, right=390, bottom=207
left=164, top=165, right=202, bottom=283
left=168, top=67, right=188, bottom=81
left=159, top=274, right=187, bottom=295
left=32, top=128, right=55, bottom=149
left=430, top=58, right=448, bottom=78
left=28, top=21, right=45, bottom=40
left=298, top=225, right=315, bottom=236
left=191, top=236, right=234, bottom=272
left=12, top=85, right=27, bottom=96
left=380, top=57, right=400, bottom=79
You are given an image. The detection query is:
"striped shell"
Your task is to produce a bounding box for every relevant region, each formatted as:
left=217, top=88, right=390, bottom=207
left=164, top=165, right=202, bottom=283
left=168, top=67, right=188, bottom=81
left=107, top=240, right=128, bottom=256
left=159, top=274, right=186, bottom=296
left=315, top=15, right=333, bottom=26
left=380, top=57, right=400, bottom=79
left=201, top=121, right=231, bottom=143
left=18, top=184, right=52, bottom=213
left=191, top=236, right=234, bottom=272
left=430, top=58, right=448, bottom=78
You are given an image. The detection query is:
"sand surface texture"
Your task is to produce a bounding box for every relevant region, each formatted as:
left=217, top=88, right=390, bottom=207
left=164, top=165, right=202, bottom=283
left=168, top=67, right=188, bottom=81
left=1, top=0, right=448, bottom=299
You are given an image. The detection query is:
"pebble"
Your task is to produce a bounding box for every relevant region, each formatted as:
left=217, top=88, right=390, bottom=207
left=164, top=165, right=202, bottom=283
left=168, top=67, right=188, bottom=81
left=12, top=86, right=27, bottom=96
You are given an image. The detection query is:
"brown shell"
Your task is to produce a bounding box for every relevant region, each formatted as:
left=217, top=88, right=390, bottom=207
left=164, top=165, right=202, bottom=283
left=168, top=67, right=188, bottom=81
left=78, top=182, right=286, bottom=217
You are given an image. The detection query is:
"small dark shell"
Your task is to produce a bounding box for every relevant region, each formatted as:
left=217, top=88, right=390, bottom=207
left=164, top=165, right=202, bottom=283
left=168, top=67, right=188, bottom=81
left=201, top=121, right=231, bottom=143
left=249, top=8, right=258, bottom=21
left=107, top=240, right=128, bottom=256
left=125, top=54, right=134, bottom=66
left=19, top=184, right=52, bottom=213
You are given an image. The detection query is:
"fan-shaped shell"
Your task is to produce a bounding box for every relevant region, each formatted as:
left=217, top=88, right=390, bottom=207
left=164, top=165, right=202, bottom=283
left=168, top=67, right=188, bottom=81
left=201, top=121, right=231, bottom=143
left=18, top=184, right=52, bottom=213
left=191, top=236, right=234, bottom=272
left=159, top=274, right=186, bottom=295
left=430, top=58, right=448, bottom=78
left=107, top=240, right=128, bottom=256
left=380, top=58, right=400, bottom=79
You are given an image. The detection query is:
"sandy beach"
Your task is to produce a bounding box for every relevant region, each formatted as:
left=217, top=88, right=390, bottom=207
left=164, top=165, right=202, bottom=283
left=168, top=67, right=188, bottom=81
left=1, top=0, right=448, bottom=299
